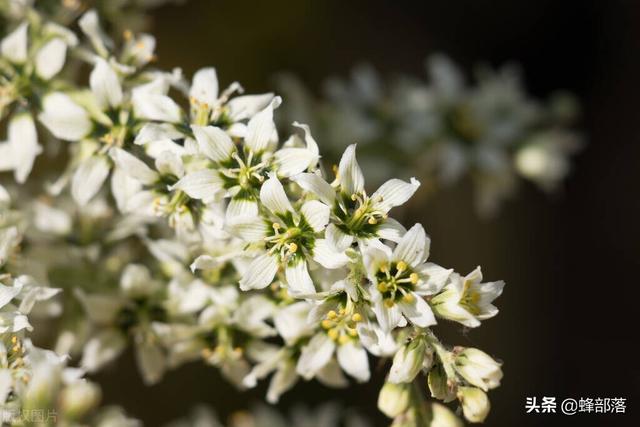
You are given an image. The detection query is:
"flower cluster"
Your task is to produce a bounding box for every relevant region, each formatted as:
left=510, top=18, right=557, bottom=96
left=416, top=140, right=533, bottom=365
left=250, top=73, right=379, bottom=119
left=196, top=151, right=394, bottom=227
left=0, top=187, right=140, bottom=425
left=0, top=2, right=506, bottom=425
left=277, top=55, right=582, bottom=215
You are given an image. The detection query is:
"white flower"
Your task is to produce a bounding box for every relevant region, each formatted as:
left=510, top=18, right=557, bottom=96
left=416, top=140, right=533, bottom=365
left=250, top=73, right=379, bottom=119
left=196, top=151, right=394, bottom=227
left=454, top=347, right=503, bottom=391
left=365, top=223, right=452, bottom=331
left=430, top=267, right=504, bottom=328
left=237, top=174, right=330, bottom=295
left=457, top=386, right=491, bottom=423
left=38, top=92, right=92, bottom=141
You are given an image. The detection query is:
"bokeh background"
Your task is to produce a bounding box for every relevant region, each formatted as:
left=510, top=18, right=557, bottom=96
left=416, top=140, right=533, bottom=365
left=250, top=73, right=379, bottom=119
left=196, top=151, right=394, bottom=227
left=92, top=0, right=639, bottom=425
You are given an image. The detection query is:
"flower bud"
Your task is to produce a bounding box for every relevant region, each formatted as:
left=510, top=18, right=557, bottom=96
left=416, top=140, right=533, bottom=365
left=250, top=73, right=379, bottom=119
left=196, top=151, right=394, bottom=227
left=60, top=380, right=101, bottom=420
left=378, top=382, right=411, bottom=418
left=457, top=386, right=490, bottom=423
left=428, top=402, right=464, bottom=427
left=454, top=348, right=502, bottom=391
left=428, top=364, right=455, bottom=402
left=388, top=338, right=426, bottom=383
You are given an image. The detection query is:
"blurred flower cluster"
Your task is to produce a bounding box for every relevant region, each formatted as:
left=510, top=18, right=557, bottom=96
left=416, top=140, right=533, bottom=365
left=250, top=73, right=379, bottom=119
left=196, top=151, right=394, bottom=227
left=0, top=1, right=506, bottom=425
left=277, top=56, right=582, bottom=216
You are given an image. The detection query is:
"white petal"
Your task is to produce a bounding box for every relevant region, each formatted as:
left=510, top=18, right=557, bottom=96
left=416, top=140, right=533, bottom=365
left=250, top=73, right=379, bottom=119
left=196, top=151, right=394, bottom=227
left=81, top=329, right=126, bottom=372
left=0, top=369, right=12, bottom=404
left=227, top=93, right=274, bottom=121
left=192, top=125, right=235, bottom=163
left=239, top=253, right=278, bottom=291
left=285, top=260, right=315, bottom=295
left=226, top=197, right=258, bottom=218
left=393, top=223, right=429, bottom=267
left=245, top=97, right=281, bottom=153
left=296, top=333, right=336, bottom=379
left=154, top=150, right=184, bottom=177
left=372, top=177, right=420, bottom=213
left=291, top=172, right=335, bottom=205
left=0, top=283, right=21, bottom=309
left=260, top=174, right=293, bottom=215
left=337, top=342, right=370, bottom=382
left=1, top=22, right=28, bottom=63
left=274, top=147, right=316, bottom=177
left=267, top=362, right=298, bottom=403
left=171, top=169, right=222, bottom=203
left=301, top=200, right=329, bottom=232
left=292, top=121, right=319, bottom=158
left=312, top=239, right=349, bottom=269
left=398, top=293, right=437, bottom=328
left=227, top=216, right=269, bottom=242
left=90, top=58, right=123, bottom=109
left=274, top=302, right=314, bottom=345
left=415, top=263, right=453, bottom=295
left=325, top=223, right=353, bottom=252
left=190, top=67, right=218, bottom=106
left=337, top=144, right=364, bottom=195
left=71, top=155, right=111, bottom=206
left=373, top=299, right=402, bottom=332
left=135, top=340, right=166, bottom=385
left=133, top=92, right=183, bottom=123
left=8, top=113, right=41, bottom=183
left=35, top=38, right=67, bottom=80
left=38, top=92, right=92, bottom=141
left=78, top=10, right=110, bottom=56
left=315, top=358, right=348, bottom=388
left=110, top=147, right=158, bottom=185
left=377, top=218, right=407, bottom=243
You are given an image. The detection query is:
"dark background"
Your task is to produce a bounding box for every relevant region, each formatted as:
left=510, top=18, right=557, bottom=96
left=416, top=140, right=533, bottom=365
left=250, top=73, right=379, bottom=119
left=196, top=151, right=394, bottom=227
left=95, top=1, right=640, bottom=425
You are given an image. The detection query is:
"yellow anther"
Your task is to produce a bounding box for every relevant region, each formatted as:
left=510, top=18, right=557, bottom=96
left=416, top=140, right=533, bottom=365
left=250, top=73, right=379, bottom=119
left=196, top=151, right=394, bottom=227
left=379, top=264, right=389, bottom=273
left=327, top=310, right=338, bottom=319
left=409, top=273, right=419, bottom=284
left=123, top=30, right=133, bottom=41
left=332, top=164, right=338, bottom=175
left=288, top=243, right=298, bottom=253
left=351, top=194, right=358, bottom=201
left=351, top=313, right=363, bottom=322
left=339, top=308, right=346, bottom=315
left=402, top=293, right=415, bottom=303
left=201, top=348, right=213, bottom=358
left=377, top=282, right=388, bottom=293
left=11, top=336, right=17, bottom=344
left=396, top=261, right=408, bottom=272
left=368, top=217, right=377, bottom=225
left=338, top=335, right=350, bottom=345
left=321, top=319, right=334, bottom=329
left=328, top=328, right=339, bottom=341
left=272, top=222, right=281, bottom=230
left=347, top=328, right=358, bottom=337
left=384, top=299, right=395, bottom=308
left=234, top=347, right=243, bottom=357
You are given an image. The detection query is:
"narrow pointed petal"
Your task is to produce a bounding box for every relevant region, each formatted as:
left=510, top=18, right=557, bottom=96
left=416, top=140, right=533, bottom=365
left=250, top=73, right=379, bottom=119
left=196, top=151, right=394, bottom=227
left=192, top=125, right=235, bottom=163
left=398, top=293, right=437, bottom=328
left=245, top=97, right=281, bottom=153
left=300, top=200, right=330, bottom=232
left=35, top=38, right=67, bottom=80
left=291, top=172, right=335, bottom=205
left=260, top=174, right=293, bottom=215
left=393, top=223, right=429, bottom=267
left=337, top=144, right=364, bottom=195
left=71, top=155, right=111, bottom=206
left=337, top=342, right=370, bottom=382
left=239, top=253, right=278, bottom=291
left=190, top=67, right=219, bottom=106
left=90, top=58, right=123, bottom=109
left=285, top=260, right=315, bottom=295
left=171, top=169, right=222, bottom=203
left=372, top=177, right=420, bottom=213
